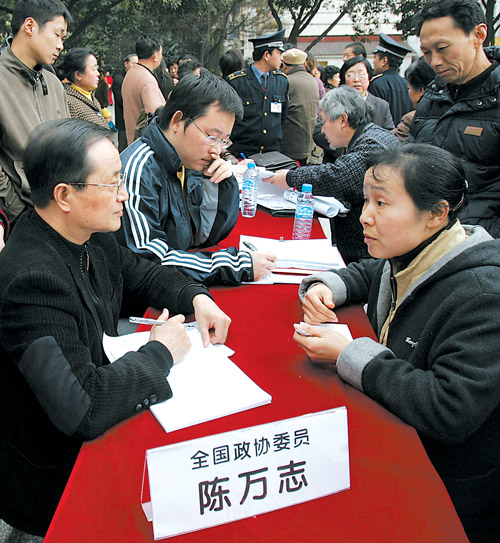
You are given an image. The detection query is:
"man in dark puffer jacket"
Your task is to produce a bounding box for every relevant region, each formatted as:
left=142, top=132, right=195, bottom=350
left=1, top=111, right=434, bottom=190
left=410, top=0, right=500, bottom=237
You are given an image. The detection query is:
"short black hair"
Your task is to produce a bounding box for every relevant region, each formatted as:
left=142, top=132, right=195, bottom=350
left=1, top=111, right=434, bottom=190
left=322, top=65, right=340, bottom=88
left=158, top=71, right=243, bottom=130
left=340, top=55, right=373, bottom=85
left=413, top=0, right=486, bottom=36
left=367, top=143, right=468, bottom=221
left=374, top=50, right=403, bottom=70
left=61, top=47, right=94, bottom=83
left=252, top=47, right=280, bottom=62
left=11, top=0, right=71, bottom=36
left=405, top=56, right=435, bottom=90
left=24, top=119, right=111, bottom=208
left=219, top=49, right=244, bottom=78
left=177, top=59, right=201, bottom=80
left=135, top=35, right=161, bottom=60
left=344, top=42, right=367, bottom=58
left=179, top=53, right=198, bottom=63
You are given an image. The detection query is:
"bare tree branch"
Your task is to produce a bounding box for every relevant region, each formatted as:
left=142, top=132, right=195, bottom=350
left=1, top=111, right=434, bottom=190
left=305, top=8, right=348, bottom=52
left=267, top=0, right=283, bottom=29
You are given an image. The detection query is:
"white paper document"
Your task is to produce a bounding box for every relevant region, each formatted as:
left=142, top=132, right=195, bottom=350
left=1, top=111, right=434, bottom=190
left=240, top=235, right=345, bottom=272
left=256, top=183, right=349, bottom=219
left=298, top=322, right=353, bottom=341
left=103, top=324, right=271, bottom=432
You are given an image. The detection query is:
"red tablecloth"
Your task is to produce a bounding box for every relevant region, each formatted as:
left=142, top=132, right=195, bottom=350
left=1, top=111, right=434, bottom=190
left=44, top=209, right=468, bottom=542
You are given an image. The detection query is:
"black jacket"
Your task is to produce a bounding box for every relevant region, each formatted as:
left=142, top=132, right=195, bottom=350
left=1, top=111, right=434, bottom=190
left=368, top=69, right=414, bottom=125
left=118, top=120, right=253, bottom=285
left=410, top=47, right=500, bottom=238
left=0, top=209, right=209, bottom=535
left=301, top=224, right=500, bottom=541
left=226, top=66, right=289, bottom=156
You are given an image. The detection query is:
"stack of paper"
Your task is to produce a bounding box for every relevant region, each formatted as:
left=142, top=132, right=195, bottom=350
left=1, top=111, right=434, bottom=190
left=103, top=324, right=272, bottom=432
left=239, top=235, right=345, bottom=285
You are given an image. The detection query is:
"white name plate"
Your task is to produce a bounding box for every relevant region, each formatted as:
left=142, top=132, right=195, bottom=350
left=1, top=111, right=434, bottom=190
left=142, top=407, right=350, bottom=540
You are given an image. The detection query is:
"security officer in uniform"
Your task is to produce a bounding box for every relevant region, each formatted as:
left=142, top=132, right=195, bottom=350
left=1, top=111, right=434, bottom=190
left=369, top=33, right=415, bottom=125
left=226, top=29, right=289, bottom=157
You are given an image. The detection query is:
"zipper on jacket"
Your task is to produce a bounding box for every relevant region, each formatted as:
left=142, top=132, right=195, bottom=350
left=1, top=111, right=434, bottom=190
left=32, top=72, right=44, bottom=122
left=389, top=264, right=398, bottom=314
left=179, top=179, right=195, bottom=246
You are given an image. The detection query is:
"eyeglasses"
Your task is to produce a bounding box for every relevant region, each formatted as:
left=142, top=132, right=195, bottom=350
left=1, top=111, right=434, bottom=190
left=67, top=174, right=125, bottom=191
left=188, top=118, right=232, bottom=149
left=345, top=71, right=369, bottom=80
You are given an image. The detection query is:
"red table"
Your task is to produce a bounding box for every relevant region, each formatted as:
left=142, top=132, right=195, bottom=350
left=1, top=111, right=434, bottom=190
left=44, top=210, right=468, bottom=542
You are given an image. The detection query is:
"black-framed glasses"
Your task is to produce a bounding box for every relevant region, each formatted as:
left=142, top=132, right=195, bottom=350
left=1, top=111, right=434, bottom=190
left=188, top=118, right=232, bottom=149
left=67, top=174, right=125, bottom=191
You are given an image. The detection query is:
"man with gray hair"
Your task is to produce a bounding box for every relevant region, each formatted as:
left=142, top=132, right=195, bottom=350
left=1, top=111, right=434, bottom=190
left=269, top=86, right=399, bottom=264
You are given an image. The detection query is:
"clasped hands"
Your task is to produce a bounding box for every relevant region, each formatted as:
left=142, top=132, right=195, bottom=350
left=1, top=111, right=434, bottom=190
left=293, top=284, right=351, bottom=366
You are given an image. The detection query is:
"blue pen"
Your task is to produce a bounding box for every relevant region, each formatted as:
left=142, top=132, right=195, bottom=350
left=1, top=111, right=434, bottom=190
left=240, top=153, right=247, bottom=160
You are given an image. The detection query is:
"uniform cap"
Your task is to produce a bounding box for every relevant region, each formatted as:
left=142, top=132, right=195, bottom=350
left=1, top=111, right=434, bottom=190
left=373, top=33, right=414, bottom=59
left=282, top=48, right=307, bottom=65
left=249, top=29, right=286, bottom=52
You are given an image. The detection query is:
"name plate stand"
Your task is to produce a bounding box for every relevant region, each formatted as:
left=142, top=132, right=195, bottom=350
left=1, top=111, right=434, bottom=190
left=141, top=407, right=350, bottom=540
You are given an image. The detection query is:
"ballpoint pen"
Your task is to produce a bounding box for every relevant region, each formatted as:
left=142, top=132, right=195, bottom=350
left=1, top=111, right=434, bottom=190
left=243, top=240, right=258, bottom=252
left=129, top=317, right=195, bottom=328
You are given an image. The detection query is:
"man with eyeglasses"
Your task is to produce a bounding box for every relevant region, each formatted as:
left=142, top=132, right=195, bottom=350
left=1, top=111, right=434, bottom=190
left=0, top=117, right=231, bottom=538
left=118, top=70, right=276, bottom=285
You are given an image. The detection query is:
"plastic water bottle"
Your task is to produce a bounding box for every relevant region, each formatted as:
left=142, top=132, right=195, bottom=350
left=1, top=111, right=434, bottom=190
left=292, top=184, right=314, bottom=240
left=241, top=162, right=258, bottom=218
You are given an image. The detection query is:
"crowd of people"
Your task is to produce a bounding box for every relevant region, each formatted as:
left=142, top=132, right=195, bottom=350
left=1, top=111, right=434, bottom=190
left=0, top=0, right=499, bottom=542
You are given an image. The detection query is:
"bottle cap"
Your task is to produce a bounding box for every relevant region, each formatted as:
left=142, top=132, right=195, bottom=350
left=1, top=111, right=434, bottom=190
left=301, top=184, right=313, bottom=193
left=247, top=162, right=256, bottom=168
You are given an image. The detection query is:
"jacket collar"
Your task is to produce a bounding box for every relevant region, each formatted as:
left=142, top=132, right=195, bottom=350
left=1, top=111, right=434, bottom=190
left=286, top=65, right=307, bottom=76
left=1, top=45, right=48, bottom=88
left=64, top=82, right=100, bottom=111
left=141, top=119, right=183, bottom=173
left=427, top=47, right=500, bottom=100
left=29, top=210, right=106, bottom=336
left=347, top=122, right=374, bottom=151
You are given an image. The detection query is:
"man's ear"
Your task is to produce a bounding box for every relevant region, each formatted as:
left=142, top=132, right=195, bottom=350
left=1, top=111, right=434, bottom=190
left=23, top=17, right=36, bottom=36
left=472, top=23, right=488, bottom=48
left=53, top=183, right=72, bottom=213
left=169, top=110, right=185, bottom=134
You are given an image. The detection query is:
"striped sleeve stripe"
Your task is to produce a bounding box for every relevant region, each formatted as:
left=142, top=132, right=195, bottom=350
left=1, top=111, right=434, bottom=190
left=162, top=250, right=252, bottom=272
left=123, top=144, right=170, bottom=259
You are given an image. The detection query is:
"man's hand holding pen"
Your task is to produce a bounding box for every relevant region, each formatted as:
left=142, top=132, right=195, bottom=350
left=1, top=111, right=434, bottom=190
left=242, top=241, right=277, bottom=281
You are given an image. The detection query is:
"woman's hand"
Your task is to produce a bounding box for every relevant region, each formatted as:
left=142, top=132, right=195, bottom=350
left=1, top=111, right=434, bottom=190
left=293, top=322, right=351, bottom=365
left=302, top=283, right=338, bottom=324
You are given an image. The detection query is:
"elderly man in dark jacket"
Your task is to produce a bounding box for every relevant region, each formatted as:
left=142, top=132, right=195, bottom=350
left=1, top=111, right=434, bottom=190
left=410, top=0, right=500, bottom=238
left=0, top=118, right=230, bottom=538
left=268, top=86, right=399, bottom=265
